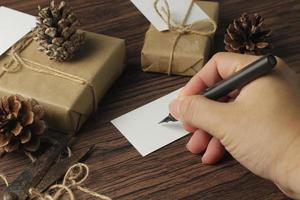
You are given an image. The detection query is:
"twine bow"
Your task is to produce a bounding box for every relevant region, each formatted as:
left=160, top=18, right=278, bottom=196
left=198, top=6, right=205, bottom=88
left=29, top=163, right=112, bottom=200
left=154, top=0, right=217, bottom=75
left=1, top=32, right=98, bottom=111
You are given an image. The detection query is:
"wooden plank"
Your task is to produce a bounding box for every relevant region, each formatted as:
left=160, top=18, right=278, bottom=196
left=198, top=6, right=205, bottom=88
left=0, top=0, right=299, bottom=199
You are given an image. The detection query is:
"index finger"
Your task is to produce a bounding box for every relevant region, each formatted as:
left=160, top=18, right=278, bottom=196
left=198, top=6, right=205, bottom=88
left=180, top=52, right=260, bottom=96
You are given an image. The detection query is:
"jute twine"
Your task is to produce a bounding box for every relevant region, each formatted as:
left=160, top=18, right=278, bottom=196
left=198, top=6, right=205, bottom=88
left=153, top=0, right=217, bottom=75
left=0, top=173, right=9, bottom=187
left=0, top=163, right=111, bottom=200
left=28, top=163, right=111, bottom=200
left=57, top=146, right=73, bottom=163
left=0, top=148, right=110, bottom=199
left=1, top=31, right=98, bottom=111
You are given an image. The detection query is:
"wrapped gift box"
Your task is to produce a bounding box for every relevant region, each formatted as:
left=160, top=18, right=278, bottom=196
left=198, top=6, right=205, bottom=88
left=141, top=1, right=219, bottom=76
left=0, top=31, right=125, bottom=133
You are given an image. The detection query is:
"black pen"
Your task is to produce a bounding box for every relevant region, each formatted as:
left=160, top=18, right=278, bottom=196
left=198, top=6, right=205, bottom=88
left=159, top=54, right=277, bottom=124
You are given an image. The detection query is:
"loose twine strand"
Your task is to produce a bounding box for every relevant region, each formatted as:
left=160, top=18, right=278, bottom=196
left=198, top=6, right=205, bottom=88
left=0, top=174, right=9, bottom=187
left=2, top=32, right=98, bottom=111
left=153, top=0, right=217, bottom=75
left=57, top=146, right=73, bottom=162
left=0, top=148, right=110, bottom=199
left=24, top=151, right=38, bottom=163
left=28, top=163, right=112, bottom=200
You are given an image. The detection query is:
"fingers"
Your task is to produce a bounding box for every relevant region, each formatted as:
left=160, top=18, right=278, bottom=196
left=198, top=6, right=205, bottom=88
left=176, top=53, right=258, bottom=164
left=183, top=123, right=197, bottom=132
left=228, top=89, right=241, bottom=99
left=169, top=95, right=235, bottom=138
left=186, top=129, right=211, bottom=154
left=202, top=137, right=226, bottom=164
left=179, top=53, right=255, bottom=133
left=180, top=52, right=260, bottom=97
left=186, top=130, right=226, bottom=164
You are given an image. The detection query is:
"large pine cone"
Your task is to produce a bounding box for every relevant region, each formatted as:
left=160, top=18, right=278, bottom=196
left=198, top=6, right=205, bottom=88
left=224, top=13, right=272, bottom=55
left=35, top=1, right=85, bottom=61
left=0, top=95, right=46, bottom=154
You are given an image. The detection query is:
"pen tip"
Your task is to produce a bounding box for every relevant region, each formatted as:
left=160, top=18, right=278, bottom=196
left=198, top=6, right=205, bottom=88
left=158, top=118, right=167, bottom=124
left=159, top=116, right=172, bottom=124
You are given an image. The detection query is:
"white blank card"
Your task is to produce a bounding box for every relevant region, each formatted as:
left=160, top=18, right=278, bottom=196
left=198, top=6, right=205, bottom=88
left=130, top=0, right=209, bottom=31
left=0, top=6, right=36, bottom=56
left=111, top=89, right=189, bottom=156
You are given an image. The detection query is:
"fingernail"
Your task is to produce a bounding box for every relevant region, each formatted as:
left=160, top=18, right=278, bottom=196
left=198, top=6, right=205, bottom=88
left=186, top=143, right=190, bottom=152
left=202, top=153, right=208, bottom=164
left=186, top=141, right=191, bottom=151
left=169, top=99, right=180, bottom=119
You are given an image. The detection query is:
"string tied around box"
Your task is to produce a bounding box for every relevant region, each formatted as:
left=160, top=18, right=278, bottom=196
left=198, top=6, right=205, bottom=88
left=154, top=0, right=217, bottom=75
left=27, top=163, right=111, bottom=200
left=1, top=32, right=98, bottom=112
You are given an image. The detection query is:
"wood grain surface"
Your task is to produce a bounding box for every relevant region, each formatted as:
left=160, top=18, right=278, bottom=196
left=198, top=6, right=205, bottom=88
left=1, top=0, right=299, bottom=199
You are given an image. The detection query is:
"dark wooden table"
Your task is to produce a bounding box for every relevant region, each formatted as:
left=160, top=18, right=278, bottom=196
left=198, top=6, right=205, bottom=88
left=1, top=0, right=299, bottom=199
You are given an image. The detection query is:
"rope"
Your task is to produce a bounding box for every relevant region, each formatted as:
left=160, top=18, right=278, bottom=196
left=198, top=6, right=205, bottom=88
left=153, top=0, right=217, bottom=75
left=2, top=32, right=98, bottom=111
left=28, top=163, right=112, bottom=200
left=0, top=174, right=9, bottom=187
left=66, top=147, right=72, bottom=158
left=24, top=151, right=37, bottom=163
left=56, top=146, right=72, bottom=163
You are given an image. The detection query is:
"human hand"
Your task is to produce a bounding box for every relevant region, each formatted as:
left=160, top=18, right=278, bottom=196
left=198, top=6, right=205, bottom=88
left=169, top=52, right=300, bottom=199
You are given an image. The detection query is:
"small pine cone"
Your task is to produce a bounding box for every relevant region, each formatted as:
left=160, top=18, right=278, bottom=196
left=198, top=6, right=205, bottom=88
left=35, top=1, right=85, bottom=62
left=0, top=95, right=46, bottom=155
left=224, top=13, right=272, bottom=55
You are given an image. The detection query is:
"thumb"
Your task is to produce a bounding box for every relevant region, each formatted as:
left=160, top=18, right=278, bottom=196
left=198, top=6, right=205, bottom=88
left=169, top=95, right=235, bottom=139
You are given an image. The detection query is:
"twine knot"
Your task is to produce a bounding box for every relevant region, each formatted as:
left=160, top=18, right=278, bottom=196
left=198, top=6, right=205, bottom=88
left=171, top=26, right=191, bottom=35
left=154, top=0, right=217, bottom=75
left=29, top=163, right=111, bottom=200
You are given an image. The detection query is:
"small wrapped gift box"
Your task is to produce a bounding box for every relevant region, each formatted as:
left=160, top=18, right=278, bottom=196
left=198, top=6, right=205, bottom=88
left=0, top=31, right=125, bottom=133
left=141, top=1, right=219, bottom=76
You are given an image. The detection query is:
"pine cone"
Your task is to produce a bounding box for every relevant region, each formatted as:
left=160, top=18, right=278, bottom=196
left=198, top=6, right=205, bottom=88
left=35, top=1, right=85, bottom=61
left=0, top=95, right=46, bottom=154
left=224, top=13, right=272, bottom=55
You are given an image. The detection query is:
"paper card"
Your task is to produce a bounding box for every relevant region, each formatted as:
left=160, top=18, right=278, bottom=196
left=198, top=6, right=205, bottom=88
left=130, top=0, right=209, bottom=31
left=0, top=6, right=36, bottom=56
left=112, top=89, right=189, bottom=156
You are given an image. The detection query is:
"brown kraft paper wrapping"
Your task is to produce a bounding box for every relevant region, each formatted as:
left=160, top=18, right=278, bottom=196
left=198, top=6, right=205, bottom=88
left=0, top=31, right=126, bottom=134
left=141, top=1, right=219, bottom=76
